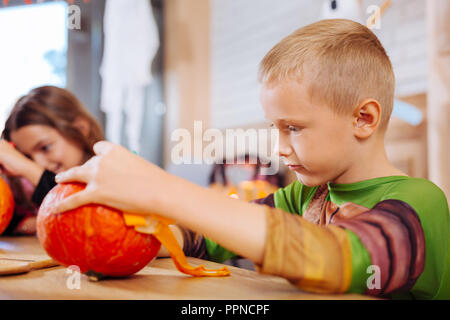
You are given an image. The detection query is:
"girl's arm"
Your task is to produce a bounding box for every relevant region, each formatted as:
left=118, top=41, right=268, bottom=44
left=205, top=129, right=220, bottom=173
left=0, top=140, right=44, bottom=186
left=52, top=141, right=267, bottom=264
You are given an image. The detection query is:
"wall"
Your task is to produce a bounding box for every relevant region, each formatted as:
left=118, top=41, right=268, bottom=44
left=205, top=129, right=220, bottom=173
left=426, top=0, right=450, bottom=201
left=66, top=0, right=105, bottom=125
left=209, top=0, right=321, bottom=129
left=163, top=0, right=211, bottom=168
left=365, top=0, right=428, bottom=97
left=209, top=0, right=429, bottom=130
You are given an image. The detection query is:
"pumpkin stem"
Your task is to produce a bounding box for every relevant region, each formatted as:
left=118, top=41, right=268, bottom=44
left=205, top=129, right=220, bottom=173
left=86, top=270, right=106, bottom=281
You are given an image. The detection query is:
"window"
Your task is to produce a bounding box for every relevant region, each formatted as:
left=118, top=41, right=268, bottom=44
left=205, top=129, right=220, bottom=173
left=0, top=1, right=68, bottom=131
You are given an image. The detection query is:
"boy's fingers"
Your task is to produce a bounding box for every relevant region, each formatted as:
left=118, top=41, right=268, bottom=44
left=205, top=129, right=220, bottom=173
left=55, top=166, right=89, bottom=184
left=93, top=141, right=115, bottom=156
left=52, top=190, right=92, bottom=214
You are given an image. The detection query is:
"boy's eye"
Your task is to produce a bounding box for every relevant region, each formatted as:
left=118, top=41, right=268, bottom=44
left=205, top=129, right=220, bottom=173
left=288, top=125, right=300, bottom=132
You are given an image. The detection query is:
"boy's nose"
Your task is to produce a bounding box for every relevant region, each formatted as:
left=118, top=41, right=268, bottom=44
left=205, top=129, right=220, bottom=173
left=275, top=136, right=293, bottom=158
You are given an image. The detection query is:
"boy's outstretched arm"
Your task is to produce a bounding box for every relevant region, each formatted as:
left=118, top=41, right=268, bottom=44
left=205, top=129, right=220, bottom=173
left=52, top=141, right=268, bottom=264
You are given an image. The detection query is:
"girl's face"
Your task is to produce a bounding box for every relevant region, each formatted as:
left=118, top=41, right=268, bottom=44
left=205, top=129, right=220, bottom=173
left=10, top=125, right=86, bottom=174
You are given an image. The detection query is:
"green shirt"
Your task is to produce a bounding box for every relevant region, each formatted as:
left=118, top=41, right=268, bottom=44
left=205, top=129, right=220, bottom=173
left=274, top=176, right=450, bottom=299
left=206, top=176, right=450, bottom=299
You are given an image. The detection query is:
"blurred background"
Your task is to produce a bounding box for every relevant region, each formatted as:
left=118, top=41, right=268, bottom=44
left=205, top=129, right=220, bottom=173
left=0, top=0, right=449, bottom=203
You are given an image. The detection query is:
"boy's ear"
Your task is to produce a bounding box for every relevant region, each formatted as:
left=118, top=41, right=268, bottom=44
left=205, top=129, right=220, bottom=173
left=73, top=117, right=90, bottom=138
left=352, top=99, right=381, bottom=139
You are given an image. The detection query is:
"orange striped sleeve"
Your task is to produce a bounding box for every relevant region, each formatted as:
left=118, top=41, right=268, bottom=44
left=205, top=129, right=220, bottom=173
left=258, top=206, right=352, bottom=294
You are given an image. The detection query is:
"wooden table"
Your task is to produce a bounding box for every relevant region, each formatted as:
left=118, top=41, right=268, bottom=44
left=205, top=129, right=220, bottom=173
left=0, top=236, right=374, bottom=300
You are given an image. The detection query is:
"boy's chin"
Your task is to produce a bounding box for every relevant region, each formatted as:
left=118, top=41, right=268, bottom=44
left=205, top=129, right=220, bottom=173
left=295, top=173, right=327, bottom=187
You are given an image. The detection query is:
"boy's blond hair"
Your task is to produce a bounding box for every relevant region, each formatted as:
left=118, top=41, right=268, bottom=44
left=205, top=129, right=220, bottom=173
left=259, top=19, right=395, bottom=132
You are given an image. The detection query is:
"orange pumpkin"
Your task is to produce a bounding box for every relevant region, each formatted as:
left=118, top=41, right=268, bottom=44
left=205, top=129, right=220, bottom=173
left=0, top=177, right=14, bottom=235
left=37, top=183, right=161, bottom=279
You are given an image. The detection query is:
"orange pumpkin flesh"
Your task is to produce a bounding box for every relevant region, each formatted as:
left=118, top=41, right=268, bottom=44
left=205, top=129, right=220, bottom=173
left=37, top=183, right=161, bottom=279
left=0, top=177, right=14, bottom=235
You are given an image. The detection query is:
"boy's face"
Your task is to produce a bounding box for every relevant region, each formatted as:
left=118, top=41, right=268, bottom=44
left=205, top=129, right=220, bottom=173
left=260, top=81, right=356, bottom=186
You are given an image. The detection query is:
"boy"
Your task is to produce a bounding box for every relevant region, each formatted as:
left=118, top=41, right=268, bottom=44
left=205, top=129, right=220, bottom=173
left=53, top=19, right=450, bottom=299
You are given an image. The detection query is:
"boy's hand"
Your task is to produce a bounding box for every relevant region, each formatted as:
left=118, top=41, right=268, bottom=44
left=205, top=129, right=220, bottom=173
left=52, top=141, right=168, bottom=215
left=0, top=140, right=44, bottom=185
left=52, top=141, right=268, bottom=265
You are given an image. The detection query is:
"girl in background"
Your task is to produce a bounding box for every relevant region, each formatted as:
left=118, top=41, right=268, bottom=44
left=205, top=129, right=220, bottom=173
left=0, top=86, right=103, bottom=235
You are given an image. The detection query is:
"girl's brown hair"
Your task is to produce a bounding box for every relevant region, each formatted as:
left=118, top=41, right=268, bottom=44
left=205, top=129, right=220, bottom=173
left=1, top=86, right=104, bottom=217
left=2, top=86, right=104, bottom=159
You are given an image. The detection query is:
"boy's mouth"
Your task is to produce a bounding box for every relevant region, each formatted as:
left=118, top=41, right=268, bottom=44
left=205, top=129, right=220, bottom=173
left=287, top=164, right=305, bottom=171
